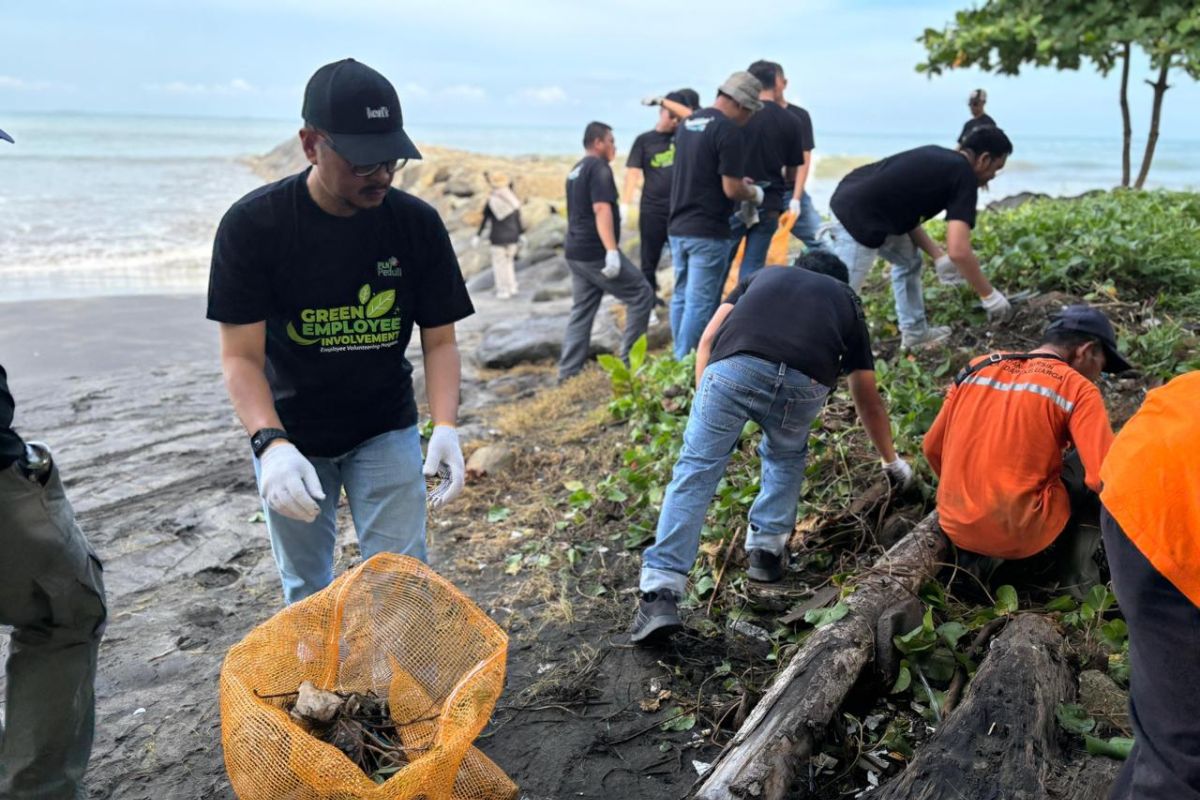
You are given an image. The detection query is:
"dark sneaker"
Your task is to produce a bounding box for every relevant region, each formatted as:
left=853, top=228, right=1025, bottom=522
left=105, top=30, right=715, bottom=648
left=629, top=590, right=682, bottom=645
left=746, top=549, right=785, bottom=583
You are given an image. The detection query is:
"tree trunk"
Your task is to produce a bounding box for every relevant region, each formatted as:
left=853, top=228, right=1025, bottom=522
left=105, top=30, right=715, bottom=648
left=874, top=614, right=1076, bottom=800
left=1119, top=42, right=1132, bottom=188
left=1134, top=59, right=1172, bottom=189
left=691, top=512, right=948, bottom=800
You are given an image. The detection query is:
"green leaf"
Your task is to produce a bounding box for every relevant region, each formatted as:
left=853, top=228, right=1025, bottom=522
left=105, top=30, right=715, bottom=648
left=1100, top=618, right=1129, bottom=650
left=487, top=506, right=511, bottom=523
left=936, top=621, right=970, bottom=648
left=358, top=283, right=371, bottom=305
left=994, top=584, right=1019, bottom=615
left=365, top=289, right=395, bottom=318
left=890, top=664, right=912, bottom=694
left=563, top=480, right=585, bottom=492
left=922, top=647, right=959, bottom=682
left=286, top=321, right=320, bottom=346
left=629, top=334, right=648, bottom=373
left=804, top=601, right=849, bottom=628
left=894, top=608, right=938, bottom=655
left=1085, top=735, right=1134, bottom=760
left=503, top=553, right=522, bottom=575
left=1056, top=703, right=1097, bottom=736
left=1045, top=595, right=1078, bottom=612
left=596, top=353, right=627, bottom=378
left=247, top=511, right=265, bottom=523
left=660, top=711, right=696, bottom=732
left=694, top=575, right=716, bottom=597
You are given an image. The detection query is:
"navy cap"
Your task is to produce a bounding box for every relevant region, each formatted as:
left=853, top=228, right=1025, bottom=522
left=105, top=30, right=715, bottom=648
left=0, top=128, right=13, bottom=144
left=302, top=59, right=420, bottom=165
left=675, top=88, right=701, bottom=110
left=1046, top=304, right=1132, bottom=373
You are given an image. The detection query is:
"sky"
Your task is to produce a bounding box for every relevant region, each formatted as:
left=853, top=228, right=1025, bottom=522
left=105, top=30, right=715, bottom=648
left=4, top=0, right=1200, bottom=143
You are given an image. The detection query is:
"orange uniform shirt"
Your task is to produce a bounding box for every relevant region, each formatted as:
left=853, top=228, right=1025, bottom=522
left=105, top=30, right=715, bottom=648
left=1101, top=371, right=1200, bottom=607
left=923, top=354, right=1114, bottom=559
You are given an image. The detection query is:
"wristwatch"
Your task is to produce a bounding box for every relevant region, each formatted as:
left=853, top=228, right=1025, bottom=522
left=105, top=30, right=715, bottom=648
left=250, top=428, right=289, bottom=458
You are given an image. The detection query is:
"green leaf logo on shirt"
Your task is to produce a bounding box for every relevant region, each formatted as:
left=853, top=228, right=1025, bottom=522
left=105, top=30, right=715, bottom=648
left=286, top=321, right=319, bottom=346
left=358, top=283, right=372, bottom=305
left=366, top=289, right=395, bottom=319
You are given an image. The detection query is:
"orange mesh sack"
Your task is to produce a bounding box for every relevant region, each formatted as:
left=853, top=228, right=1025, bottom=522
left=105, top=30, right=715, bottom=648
left=220, top=553, right=515, bottom=800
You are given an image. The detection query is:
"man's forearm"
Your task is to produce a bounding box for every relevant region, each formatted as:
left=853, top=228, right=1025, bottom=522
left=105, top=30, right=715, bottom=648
left=423, top=338, right=462, bottom=427
left=594, top=204, right=619, bottom=251
left=947, top=247, right=994, bottom=297
left=222, top=356, right=283, bottom=436
left=858, top=399, right=897, bottom=463
left=622, top=168, right=641, bottom=209
left=908, top=226, right=943, bottom=260
left=795, top=156, right=812, bottom=196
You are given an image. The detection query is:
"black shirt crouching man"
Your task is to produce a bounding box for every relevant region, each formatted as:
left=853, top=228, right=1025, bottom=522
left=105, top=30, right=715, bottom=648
left=628, top=252, right=915, bottom=645
left=207, top=59, right=474, bottom=604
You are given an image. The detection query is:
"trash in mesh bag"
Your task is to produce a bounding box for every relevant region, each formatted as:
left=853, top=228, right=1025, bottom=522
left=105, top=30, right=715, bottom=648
left=220, top=553, right=516, bottom=799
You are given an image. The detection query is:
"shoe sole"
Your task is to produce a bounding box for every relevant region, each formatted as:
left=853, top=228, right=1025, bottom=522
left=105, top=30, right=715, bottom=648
left=746, top=566, right=784, bottom=583
left=629, top=615, right=683, bottom=645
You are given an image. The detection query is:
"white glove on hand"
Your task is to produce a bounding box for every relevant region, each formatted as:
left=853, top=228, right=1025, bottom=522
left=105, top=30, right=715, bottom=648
left=981, top=289, right=1014, bottom=324
left=788, top=197, right=801, bottom=217
left=259, top=442, right=325, bottom=522
left=470, top=235, right=480, bottom=248
left=735, top=200, right=760, bottom=229
left=881, top=457, right=915, bottom=491
left=641, top=95, right=664, bottom=107
left=934, top=254, right=965, bottom=286
left=518, top=234, right=528, bottom=249
left=423, top=425, right=465, bottom=509
left=619, top=202, right=630, bottom=220
left=602, top=249, right=622, bottom=279
left=749, top=184, right=765, bottom=207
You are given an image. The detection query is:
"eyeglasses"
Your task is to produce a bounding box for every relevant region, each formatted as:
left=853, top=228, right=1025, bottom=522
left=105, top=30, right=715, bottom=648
left=315, top=132, right=406, bottom=177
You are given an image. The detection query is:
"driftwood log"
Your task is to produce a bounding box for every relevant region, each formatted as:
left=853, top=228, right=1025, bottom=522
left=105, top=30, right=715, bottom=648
left=874, top=614, right=1076, bottom=800
left=692, top=511, right=948, bottom=800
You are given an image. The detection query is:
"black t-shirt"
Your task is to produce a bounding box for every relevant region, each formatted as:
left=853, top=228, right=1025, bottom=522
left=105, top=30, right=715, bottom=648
left=959, top=113, right=996, bottom=145
left=626, top=129, right=676, bottom=214
left=830, top=145, right=979, bottom=249
left=785, top=104, right=816, bottom=152
left=207, top=170, right=474, bottom=458
left=742, top=103, right=806, bottom=212
left=668, top=107, right=747, bottom=239
left=709, top=267, right=874, bottom=388
left=565, top=155, right=619, bottom=261
left=0, top=364, right=25, bottom=471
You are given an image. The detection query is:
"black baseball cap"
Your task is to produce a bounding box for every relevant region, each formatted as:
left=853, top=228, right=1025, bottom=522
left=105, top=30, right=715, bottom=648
left=302, top=58, right=421, bottom=165
left=666, top=89, right=700, bottom=111
left=0, top=128, right=12, bottom=144
left=1045, top=304, right=1132, bottom=373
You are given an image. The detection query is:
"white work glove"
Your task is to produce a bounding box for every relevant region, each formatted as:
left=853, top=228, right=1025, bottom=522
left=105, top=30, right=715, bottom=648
left=934, top=254, right=965, bottom=286
left=602, top=249, right=622, bottom=279
left=735, top=200, right=760, bottom=229
left=641, top=95, right=664, bottom=107
left=748, top=184, right=765, bottom=207
left=619, top=202, right=631, bottom=220
left=981, top=289, right=1014, bottom=324
left=518, top=234, right=528, bottom=249
left=423, top=425, right=465, bottom=509
left=788, top=197, right=801, bottom=217
left=259, top=442, right=325, bottom=522
left=470, top=235, right=481, bottom=248
left=881, top=457, right=915, bottom=491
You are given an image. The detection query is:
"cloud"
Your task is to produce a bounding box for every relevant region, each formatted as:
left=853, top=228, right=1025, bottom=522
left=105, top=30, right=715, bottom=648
left=441, top=84, right=486, bottom=101
left=144, top=78, right=256, bottom=95
left=0, top=75, right=73, bottom=91
left=400, top=81, right=429, bottom=99
left=516, top=85, right=570, bottom=105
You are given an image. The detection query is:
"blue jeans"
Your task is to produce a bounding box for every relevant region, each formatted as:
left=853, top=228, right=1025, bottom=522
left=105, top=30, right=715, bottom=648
left=669, top=235, right=733, bottom=359
left=640, top=355, right=830, bottom=596
left=728, top=208, right=781, bottom=282
left=789, top=191, right=824, bottom=251
left=253, top=426, right=427, bottom=604
left=822, top=217, right=929, bottom=336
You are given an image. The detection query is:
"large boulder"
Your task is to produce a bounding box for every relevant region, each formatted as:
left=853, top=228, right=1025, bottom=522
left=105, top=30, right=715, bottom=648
left=475, top=312, right=621, bottom=369
left=522, top=215, right=566, bottom=265
left=467, top=255, right=569, bottom=294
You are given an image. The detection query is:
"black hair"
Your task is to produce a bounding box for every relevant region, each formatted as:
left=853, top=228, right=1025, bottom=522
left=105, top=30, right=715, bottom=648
left=795, top=249, right=850, bottom=285
left=747, top=60, right=778, bottom=89
left=1040, top=328, right=1100, bottom=352
left=582, top=121, right=612, bottom=149
left=961, top=125, right=1013, bottom=159
left=677, top=87, right=701, bottom=110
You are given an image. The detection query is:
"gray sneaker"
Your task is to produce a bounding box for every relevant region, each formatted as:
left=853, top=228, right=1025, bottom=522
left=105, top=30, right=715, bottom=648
left=901, top=325, right=952, bottom=350
left=629, top=590, right=682, bottom=645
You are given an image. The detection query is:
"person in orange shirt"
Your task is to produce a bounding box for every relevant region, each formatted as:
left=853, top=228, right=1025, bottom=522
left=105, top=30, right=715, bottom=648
left=923, top=305, right=1131, bottom=595
left=1100, top=371, right=1200, bottom=800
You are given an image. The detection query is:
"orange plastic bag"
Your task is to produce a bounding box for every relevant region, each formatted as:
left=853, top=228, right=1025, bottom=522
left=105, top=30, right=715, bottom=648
left=724, top=210, right=799, bottom=295
left=220, top=553, right=515, bottom=800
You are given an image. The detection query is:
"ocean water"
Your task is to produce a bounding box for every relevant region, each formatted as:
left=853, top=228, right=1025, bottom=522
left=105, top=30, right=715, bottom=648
left=2, top=112, right=1199, bottom=303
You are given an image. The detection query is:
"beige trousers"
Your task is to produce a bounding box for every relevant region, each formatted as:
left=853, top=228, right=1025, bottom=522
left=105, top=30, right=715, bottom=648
left=490, top=244, right=519, bottom=298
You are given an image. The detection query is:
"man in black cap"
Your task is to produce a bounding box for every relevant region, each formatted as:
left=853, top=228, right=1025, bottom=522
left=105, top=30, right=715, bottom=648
left=207, top=58, right=474, bottom=604
left=923, top=305, right=1131, bottom=596
left=622, top=90, right=699, bottom=301
left=0, top=132, right=108, bottom=800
